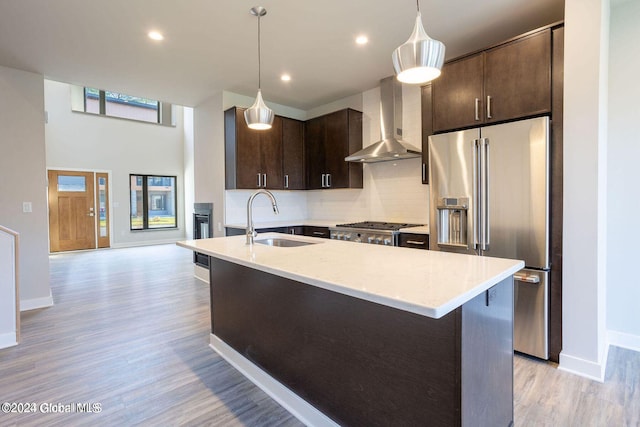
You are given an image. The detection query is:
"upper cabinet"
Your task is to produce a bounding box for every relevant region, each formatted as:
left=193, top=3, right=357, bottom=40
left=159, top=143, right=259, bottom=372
left=432, top=28, right=552, bottom=133
left=225, top=107, right=284, bottom=190
left=282, top=117, right=306, bottom=190
left=305, top=109, right=363, bottom=190
left=225, top=107, right=362, bottom=191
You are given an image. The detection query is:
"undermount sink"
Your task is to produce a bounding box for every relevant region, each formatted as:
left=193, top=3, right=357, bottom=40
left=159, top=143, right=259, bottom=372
left=254, top=238, right=319, bottom=247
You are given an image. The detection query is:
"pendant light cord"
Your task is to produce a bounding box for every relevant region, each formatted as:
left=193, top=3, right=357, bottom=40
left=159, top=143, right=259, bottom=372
left=257, top=15, right=262, bottom=90
left=416, top=0, right=420, bottom=13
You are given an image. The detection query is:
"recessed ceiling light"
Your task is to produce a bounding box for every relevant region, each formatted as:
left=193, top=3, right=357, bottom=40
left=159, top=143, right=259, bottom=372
left=148, top=31, right=164, bottom=41
left=281, top=74, right=291, bottom=82
left=356, top=35, right=368, bottom=45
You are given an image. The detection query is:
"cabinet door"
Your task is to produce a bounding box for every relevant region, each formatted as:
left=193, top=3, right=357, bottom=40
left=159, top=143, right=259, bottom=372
left=324, top=110, right=349, bottom=188
left=421, top=84, right=433, bottom=184
left=259, top=115, right=283, bottom=189
left=432, top=53, right=484, bottom=133
left=484, top=29, right=551, bottom=123
left=304, top=116, right=326, bottom=190
left=234, top=109, right=262, bottom=189
left=282, top=117, right=305, bottom=190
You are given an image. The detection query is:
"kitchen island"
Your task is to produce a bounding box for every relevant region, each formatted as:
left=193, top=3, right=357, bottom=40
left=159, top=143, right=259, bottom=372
left=177, top=233, right=523, bottom=427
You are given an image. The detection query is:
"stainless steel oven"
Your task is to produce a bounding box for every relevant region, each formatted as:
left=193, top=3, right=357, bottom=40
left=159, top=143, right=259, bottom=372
left=329, top=221, right=423, bottom=246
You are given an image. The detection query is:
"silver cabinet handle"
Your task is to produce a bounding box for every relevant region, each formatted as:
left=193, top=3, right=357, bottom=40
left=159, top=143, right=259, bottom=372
left=321, top=174, right=326, bottom=188
left=326, top=173, right=331, bottom=188
left=406, top=240, right=425, bottom=245
left=284, top=174, right=289, bottom=189
left=263, top=174, right=267, bottom=188
left=475, top=98, right=480, bottom=121
left=313, top=231, right=325, bottom=236
left=514, top=273, right=540, bottom=284
left=486, top=95, right=492, bottom=119
left=257, top=173, right=261, bottom=188
left=422, top=163, right=426, bottom=182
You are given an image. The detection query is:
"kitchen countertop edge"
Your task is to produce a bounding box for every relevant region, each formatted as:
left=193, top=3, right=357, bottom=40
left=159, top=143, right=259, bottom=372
left=178, top=234, right=522, bottom=319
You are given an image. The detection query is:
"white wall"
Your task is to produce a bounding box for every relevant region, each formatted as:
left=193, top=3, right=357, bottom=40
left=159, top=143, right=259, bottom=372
left=44, top=80, right=186, bottom=247
left=607, top=0, right=640, bottom=350
left=193, top=92, right=225, bottom=237
left=183, top=107, right=195, bottom=240
left=561, top=0, right=610, bottom=381
left=0, top=66, right=52, bottom=310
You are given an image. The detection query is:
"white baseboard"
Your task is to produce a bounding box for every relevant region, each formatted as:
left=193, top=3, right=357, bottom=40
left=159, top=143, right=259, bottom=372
left=558, top=344, right=609, bottom=382
left=0, top=332, right=18, bottom=350
left=194, top=265, right=209, bottom=284
left=209, top=334, right=338, bottom=427
left=608, top=330, right=640, bottom=352
left=20, top=293, right=54, bottom=311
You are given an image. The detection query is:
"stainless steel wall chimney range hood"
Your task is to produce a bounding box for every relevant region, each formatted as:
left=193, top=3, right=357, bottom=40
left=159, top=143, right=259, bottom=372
left=345, top=76, right=421, bottom=163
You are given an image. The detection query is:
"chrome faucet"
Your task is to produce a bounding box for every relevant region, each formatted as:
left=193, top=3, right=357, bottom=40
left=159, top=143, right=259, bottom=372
left=246, top=189, right=279, bottom=245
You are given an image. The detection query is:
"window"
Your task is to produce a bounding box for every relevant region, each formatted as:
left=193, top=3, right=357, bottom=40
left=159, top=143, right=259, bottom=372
left=130, top=175, right=177, bottom=230
left=84, top=88, right=159, bottom=123
left=71, top=85, right=174, bottom=126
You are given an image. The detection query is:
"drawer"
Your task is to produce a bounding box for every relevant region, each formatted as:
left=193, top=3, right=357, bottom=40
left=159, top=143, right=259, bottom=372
left=398, top=233, right=429, bottom=250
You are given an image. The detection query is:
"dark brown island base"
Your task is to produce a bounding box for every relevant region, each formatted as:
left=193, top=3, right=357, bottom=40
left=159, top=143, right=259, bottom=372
left=178, top=234, right=522, bottom=426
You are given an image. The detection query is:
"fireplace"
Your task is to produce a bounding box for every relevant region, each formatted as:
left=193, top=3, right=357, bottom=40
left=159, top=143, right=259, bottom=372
left=193, top=203, right=213, bottom=269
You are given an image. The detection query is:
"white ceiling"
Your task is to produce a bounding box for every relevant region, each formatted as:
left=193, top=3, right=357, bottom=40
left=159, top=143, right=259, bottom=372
left=0, top=0, right=564, bottom=110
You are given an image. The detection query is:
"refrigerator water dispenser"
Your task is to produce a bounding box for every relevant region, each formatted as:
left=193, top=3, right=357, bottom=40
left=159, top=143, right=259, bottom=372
left=437, top=197, right=469, bottom=248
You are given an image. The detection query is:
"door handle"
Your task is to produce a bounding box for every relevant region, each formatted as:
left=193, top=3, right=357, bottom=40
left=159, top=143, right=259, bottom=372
left=474, top=98, right=480, bottom=121
left=326, top=173, right=331, bottom=188
left=483, top=138, right=490, bottom=249
left=263, top=174, right=267, bottom=188
left=422, top=163, right=426, bottom=182
left=257, top=173, right=262, bottom=188
left=514, top=273, right=540, bottom=284
left=486, top=95, right=492, bottom=119
left=284, top=174, right=289, bottom=189
left=473, top=139, right=480, bottom=250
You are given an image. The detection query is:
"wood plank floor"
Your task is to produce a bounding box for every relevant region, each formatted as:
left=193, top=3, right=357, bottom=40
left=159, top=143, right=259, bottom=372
left=0, top=244, right=638, bottom=426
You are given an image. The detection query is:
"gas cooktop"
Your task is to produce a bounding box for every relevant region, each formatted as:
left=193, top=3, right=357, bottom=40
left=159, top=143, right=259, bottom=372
left=335, top=221, right=423, bottom=231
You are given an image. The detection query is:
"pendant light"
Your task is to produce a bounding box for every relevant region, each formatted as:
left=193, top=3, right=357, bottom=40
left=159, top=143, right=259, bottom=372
left=245, top=6, right=274, bottom=130
left=392, top=0, right=445, bottom=84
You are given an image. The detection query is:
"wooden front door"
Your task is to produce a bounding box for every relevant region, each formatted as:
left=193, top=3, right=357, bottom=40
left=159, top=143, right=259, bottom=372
left=48, top=170, right=97, bottom=252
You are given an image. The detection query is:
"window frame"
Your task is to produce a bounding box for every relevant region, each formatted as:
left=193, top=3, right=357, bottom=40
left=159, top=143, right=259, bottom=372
left=129, top=174, right=178, bottom=231
left=79, top=87, right=172, bottom=126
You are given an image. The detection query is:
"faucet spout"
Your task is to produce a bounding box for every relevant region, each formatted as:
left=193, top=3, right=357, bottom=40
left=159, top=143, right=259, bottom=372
left=246, top=189, right=279, bottom=245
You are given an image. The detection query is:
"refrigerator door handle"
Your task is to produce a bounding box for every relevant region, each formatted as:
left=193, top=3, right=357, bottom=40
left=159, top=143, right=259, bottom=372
left=483, top=138, right=490, bottom=250
left=473, top=139, right=480, bottom=249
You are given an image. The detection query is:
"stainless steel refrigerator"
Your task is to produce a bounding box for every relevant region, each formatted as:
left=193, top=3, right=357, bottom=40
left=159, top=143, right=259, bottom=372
left=428, top=116, right=549, bottom=359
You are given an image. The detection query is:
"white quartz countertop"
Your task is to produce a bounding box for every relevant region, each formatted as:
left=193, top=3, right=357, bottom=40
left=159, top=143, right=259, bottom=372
left=177, top=233, right=522, bottom=319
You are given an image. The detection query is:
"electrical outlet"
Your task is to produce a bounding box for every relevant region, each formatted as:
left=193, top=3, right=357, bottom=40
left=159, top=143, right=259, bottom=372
left=22, top=202, right=32, bottom=213
left=218, top=222, right=222, bottom=232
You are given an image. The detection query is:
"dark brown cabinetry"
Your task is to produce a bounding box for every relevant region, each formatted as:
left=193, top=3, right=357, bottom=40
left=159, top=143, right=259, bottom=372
left=286, top=226, right=330, bottom=238
left=421, top=84, right=433, bottom=184
left=225, top=107, right=283, bottom=190
left=305, top=109, right=363, bottom=190
left=398, top=233, right=429, bottom=250
left=282, top=117, right=305, bottom=190
left=432, top=29, right=552, bottom=133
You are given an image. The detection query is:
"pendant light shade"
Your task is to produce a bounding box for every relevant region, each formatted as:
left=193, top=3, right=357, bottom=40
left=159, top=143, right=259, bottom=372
left=392, top=1, right=445, bottom=84
left=245, top=6, right=274, bottom=130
